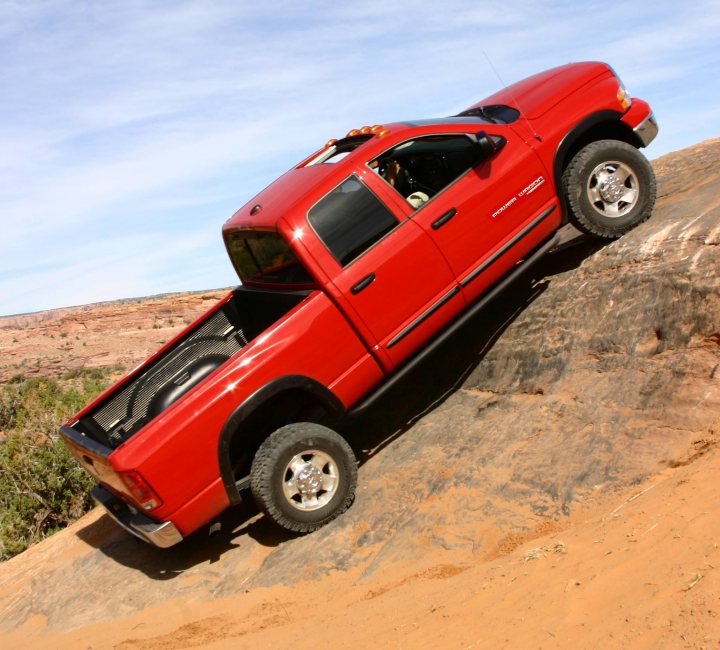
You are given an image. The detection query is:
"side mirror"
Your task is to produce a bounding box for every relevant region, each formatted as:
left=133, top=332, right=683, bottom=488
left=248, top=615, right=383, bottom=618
left=475, top=131, right=506, bottom=158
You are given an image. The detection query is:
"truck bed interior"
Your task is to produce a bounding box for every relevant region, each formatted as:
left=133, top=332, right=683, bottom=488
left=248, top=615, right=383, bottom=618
left=70, top=287, right=311, bottom=449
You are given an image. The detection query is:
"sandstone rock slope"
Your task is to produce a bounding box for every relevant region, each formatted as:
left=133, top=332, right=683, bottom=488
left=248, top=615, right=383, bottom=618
left=0, top=139, right=718, bottom=649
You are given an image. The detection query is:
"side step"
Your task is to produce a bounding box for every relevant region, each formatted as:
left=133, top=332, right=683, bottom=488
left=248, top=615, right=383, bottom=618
left=349, top=233, right=559, bottom=418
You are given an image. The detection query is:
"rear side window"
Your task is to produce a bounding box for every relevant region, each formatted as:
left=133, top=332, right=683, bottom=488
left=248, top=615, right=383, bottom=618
left=308, top=176, right=398, bottom=266
left=225, top=230, right=313, bottom=285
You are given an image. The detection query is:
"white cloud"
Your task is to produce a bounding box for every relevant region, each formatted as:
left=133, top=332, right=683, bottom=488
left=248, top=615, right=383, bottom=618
left=1, top=0, right=719, bottom=315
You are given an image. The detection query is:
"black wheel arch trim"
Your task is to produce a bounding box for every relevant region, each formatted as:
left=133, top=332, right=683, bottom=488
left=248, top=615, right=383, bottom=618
left=553, top=109, right=643, bottom=210
left=217, top=375, right=347, bottom=504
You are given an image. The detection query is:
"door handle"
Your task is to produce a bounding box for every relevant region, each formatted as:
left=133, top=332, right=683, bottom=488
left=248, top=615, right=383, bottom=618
left=351, top=273, right=376, bottom=295
left=431, top=208, right=457, bottom=230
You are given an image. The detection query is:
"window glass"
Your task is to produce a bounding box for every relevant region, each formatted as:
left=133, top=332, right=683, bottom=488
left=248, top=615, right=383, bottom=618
left=308, top=176, right=398, bottom=266
left=370, top=134, right=480, bottom=209
left=454, top=104, right=520, bottom=124
left=225, top=231, right=313, bottom=284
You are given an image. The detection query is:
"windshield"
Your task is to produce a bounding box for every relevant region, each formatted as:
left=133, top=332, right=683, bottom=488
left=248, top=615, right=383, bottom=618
left=225, top=231, right=313, bottom=285
left=454, top=104, right=520, bottom=123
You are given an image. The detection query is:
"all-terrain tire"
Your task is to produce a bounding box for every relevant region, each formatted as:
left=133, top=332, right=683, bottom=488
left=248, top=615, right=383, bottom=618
left=562, top=139, right=656, bottom=239
left=250, top=423, right=357, bottom=533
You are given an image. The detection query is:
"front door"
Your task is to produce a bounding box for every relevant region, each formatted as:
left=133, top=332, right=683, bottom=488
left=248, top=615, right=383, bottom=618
left=369, top=130, right=559, bottom=304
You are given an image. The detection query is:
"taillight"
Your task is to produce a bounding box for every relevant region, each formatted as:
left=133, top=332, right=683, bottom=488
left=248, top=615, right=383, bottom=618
left=119, top=471, right=162, bottom=510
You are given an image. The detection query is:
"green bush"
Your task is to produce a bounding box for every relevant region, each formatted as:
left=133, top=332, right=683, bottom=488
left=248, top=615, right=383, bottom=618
left=0, top=370, right=113, bottom=561
left=0, top=432, right=95, bottom=560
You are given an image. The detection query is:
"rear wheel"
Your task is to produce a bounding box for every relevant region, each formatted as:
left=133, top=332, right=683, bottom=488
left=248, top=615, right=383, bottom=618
left=250, top=423, right=357, bottom=533
left=562, top=139, right=656, bottom=239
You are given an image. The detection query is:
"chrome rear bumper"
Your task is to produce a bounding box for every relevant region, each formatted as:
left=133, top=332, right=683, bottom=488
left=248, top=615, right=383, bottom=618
left=92, top=485, right=183, bottom=548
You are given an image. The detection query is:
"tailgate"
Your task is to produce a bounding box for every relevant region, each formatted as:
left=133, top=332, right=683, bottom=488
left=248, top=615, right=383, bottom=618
left=59, top=425, right=127, bottom=496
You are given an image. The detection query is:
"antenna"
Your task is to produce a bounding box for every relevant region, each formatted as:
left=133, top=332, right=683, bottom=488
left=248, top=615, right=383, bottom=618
left=482, top=51, right=542, bottom=142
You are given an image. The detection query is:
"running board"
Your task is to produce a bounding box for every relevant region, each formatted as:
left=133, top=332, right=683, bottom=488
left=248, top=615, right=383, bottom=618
left=349, top=234, right=559, bottom=418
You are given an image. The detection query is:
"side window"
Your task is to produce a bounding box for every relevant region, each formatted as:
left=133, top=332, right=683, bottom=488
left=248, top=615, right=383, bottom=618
left=369, top=134, right=480, bottom=209
left=308, top=176, right=399, bottom=266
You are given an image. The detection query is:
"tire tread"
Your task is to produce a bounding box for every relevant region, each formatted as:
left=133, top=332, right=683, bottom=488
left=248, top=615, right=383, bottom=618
left=562, top=139, right=656, bottom=239
left=250, top=423, right=357, bottom=533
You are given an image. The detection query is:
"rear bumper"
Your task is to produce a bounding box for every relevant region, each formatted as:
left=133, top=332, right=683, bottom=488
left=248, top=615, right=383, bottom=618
left=92, top=485, right=184, bottom=548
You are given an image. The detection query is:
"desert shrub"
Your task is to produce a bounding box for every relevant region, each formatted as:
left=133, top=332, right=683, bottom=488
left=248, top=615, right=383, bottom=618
left=1, top=374, right=103, bottom=434
left=0, top=432, right=94, bottom=560
left=0, top=370, right=113, bottom=560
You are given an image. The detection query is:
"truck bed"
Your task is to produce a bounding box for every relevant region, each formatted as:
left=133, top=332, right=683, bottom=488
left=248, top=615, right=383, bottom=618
left=70, top=287, right=310, bottom=449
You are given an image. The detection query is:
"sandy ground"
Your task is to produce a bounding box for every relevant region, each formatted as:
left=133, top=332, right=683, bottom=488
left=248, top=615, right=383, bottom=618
left=2, top=435, right=717, bottom=650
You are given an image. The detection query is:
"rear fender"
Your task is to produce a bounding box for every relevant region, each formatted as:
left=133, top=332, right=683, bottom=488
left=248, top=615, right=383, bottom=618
left=217, top=375, right=346, bottom=504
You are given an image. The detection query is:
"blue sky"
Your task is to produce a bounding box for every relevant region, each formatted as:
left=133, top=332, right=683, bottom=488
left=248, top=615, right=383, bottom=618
left=1, top=0, right=719, bottom=316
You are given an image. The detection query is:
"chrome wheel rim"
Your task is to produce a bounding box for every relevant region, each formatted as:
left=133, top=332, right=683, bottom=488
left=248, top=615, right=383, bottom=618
left=586, top=160, right=639, bottom=218
left=282, top=449, right=338, bottom=511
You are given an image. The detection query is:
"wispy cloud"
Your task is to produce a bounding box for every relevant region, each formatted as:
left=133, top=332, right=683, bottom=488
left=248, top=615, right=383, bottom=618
left=1, top=0, right=718, bottom=315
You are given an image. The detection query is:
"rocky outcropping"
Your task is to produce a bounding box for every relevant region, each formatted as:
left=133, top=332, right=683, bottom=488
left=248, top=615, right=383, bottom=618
left=0, top=291, right=228, bottom=382
left=0, top=140, right=718, bottom=633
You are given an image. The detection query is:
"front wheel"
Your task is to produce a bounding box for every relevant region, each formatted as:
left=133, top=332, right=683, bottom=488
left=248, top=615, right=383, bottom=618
left=562, top=139, right=656, bottom=239
left=250, top=423, right=357, bottom=533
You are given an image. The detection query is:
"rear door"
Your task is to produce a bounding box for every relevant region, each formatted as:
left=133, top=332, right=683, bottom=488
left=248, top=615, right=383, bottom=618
left=305, top=174, right=465, bottom=371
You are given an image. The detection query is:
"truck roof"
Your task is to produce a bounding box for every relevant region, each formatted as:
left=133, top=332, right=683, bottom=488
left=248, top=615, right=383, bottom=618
left=222, top=119, right=494, bottom=234
left=222, top=61, right=613, bottom=236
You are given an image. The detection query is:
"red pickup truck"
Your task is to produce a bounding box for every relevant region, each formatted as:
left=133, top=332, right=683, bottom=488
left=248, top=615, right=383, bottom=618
left=60, top=62, right=658, bottom=547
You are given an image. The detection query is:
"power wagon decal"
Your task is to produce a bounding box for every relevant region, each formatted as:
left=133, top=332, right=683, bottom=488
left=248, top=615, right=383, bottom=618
left=492, top=175, right=546, bottom=218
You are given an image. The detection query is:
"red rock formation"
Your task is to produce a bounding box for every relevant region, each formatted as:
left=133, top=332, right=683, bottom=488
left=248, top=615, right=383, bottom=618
left=0, top=291, right=229, bottom=383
